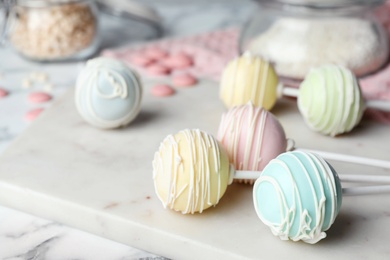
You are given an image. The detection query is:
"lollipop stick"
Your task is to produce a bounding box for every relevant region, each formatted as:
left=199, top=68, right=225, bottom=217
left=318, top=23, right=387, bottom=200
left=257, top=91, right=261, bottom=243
left=296, top=148, right=390, bottom=170
left=234, top=170, right=261, bottom=180
left=234, top=171, right=390, bottom=184
left=282, top=86, right=299, bottom=98
left=343, top=185, right=390, bottom=196
left=340, top=174, right=390, bottom=184
left=366, top=100, right=390, bottom=112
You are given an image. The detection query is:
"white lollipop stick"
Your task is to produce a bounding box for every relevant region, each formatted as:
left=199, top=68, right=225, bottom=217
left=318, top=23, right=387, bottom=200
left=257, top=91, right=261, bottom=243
left=281, top=85, right=390, bottom=112
left=232, top=168, right=390, bottom=185
left=340, top=174, right=390, bottom=184
left=281, top=86, right=299, bottom=98
left=343, top=185, right=390, bottom=196
left=366, top=100, right=390, bottom=112
left=235, top=168, right=390, bottom=195
left=295, top=148, right=390, bottom=170
left=233, top=170, right=261, bottom=180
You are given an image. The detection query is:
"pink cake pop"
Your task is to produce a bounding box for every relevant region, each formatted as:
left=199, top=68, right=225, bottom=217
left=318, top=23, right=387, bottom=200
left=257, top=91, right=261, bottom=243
left=217, top=103, right=287, bottom=184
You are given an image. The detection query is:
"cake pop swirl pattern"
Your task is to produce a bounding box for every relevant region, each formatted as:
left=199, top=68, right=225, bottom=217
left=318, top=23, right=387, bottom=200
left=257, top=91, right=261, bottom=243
left=153, top=129, right=231, bottom=214
left=217, top=103, right=287, bottom=183
left=298, top=65, right=365, bottom=136
left=75, top=57, right=143, bottom=129
left=253, top=151, right=343, bottom=244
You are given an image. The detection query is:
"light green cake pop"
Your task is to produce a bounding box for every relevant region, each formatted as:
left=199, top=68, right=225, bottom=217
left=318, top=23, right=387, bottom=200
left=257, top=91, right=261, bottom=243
left=297, top=65, right=365, bottom=137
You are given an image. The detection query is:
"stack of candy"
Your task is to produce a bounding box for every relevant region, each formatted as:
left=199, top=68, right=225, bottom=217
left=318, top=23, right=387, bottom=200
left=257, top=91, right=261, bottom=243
left=101, top=28, right=239, bottom=81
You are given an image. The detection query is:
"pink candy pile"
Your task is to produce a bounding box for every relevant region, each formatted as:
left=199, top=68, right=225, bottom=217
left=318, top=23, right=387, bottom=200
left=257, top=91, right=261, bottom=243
left=101, top=28, right=239, bottom=81
left=101, top=7, right=390, bottom=123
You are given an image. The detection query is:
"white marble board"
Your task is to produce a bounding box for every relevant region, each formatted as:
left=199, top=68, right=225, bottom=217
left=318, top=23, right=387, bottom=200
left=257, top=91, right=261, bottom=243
left=0, top=79, right=390, bottom=259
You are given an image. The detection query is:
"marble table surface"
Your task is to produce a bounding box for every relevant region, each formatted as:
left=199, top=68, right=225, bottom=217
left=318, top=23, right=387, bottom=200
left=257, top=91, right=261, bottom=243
left=0, top=1, right=254, bottom=259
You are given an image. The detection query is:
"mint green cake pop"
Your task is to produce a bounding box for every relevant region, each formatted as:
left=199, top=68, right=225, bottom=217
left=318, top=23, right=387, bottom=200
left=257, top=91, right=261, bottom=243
left=298, top=65, right=365, bottom=137
left=253, top=151, right=343, bottom=244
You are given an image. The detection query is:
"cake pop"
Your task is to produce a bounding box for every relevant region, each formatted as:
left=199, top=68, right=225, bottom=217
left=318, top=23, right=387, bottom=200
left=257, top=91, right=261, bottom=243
left=220, top=52, right=279, bottom=110
left=75, top=57, right=143, bottom=129
left=153, top=129, right=231, bottom=214
left=217, top=103, right=287, bottom=184
left=253, top=151, right=390, bottom=244
left=298, top=65, right=364, bottom=136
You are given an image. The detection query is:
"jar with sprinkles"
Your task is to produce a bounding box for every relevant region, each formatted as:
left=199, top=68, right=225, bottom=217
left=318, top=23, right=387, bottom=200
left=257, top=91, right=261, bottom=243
left=240, top=0, right=389, bottom=81
left=3, top=0, right=100, bottom=61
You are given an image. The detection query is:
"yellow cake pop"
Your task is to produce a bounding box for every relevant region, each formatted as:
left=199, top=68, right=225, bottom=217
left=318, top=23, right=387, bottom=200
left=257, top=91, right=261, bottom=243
left=153, top=129, right=231, bottom=214
left=220, top=52, right=279, bottom=110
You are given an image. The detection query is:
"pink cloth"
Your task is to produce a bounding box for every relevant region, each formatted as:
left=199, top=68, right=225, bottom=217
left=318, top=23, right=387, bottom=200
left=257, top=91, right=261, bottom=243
left=360, top=0, right=390, bottom=123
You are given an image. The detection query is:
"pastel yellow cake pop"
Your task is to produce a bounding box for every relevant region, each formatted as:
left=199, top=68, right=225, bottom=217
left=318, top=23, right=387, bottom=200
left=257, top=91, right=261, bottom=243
left=220, top=52, right=279, bottom=110
left=153, top=129, right=231, bottom=214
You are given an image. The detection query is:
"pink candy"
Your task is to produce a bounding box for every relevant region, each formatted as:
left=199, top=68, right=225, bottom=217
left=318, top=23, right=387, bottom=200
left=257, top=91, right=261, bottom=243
left=146, top=64, right=171, bottom=76
left=173, top=74, right=198, bottom=87
left=144, top=48, right=169, bottom=59
left=129, top=54, right=154, bottom=67
left=25, top=108, right=45, bottom=122
left=28, top=92, right=52, bottom=103
left=0, top=88, right=9, bottom=98
left=99, top=28, right=240, bottom=81
left=151, top=84, right=175, bottom=97
left=164, top=53, right=193, bottom=70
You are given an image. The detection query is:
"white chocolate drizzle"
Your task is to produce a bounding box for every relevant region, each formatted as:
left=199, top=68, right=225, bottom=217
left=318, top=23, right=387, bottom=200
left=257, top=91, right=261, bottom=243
left=153, top=129, right=226, bottom=214
left=253, top=151, right=340, bottom=244
left=298, top=65, right=364, bottom=136
left=75, top=57, right=142, bottom=129
left=218, top=103, right=267, bottom=172
left=220, top=52, right=271, bottom=107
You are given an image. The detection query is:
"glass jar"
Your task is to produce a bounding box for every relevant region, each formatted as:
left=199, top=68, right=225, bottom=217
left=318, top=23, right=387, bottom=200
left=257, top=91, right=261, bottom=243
left=240, top=0, right=390, bottom=81
left=3, top=0, right=100, bottom=61
left=0, top=0, right=162, bottom=62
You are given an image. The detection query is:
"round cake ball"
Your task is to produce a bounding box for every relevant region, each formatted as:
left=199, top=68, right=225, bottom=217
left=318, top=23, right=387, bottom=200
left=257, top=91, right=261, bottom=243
left=253, top=151, right=343, bottom=244
left=153, top=129, right=231, bottom=214
left=220, top=52, right=280, bottom=110
left=298, top=65, right=365, bottom=136
left=217, top=103, right=287, bottom=184
left=75, top=57, right=143, bottom=129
